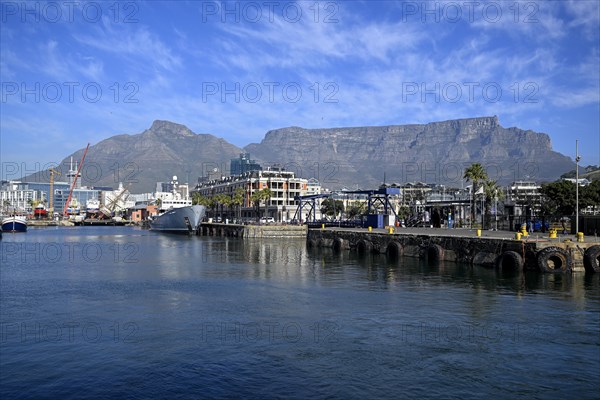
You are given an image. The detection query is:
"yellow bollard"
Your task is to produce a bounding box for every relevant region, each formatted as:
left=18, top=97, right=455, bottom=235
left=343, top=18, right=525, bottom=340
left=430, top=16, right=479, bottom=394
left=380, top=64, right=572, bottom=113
left=388, top=227, right=394, bottom=234
left=476, top=229, right=481, bottom=237
left=515, top=232, right=522, bottom=240
left=549, top=229, right=557, bottom=239
left=368, top=226, right=372, bottom=232
left=321, top=224, right=325, bottom=230
left=577, top=232, right=584, bottom=242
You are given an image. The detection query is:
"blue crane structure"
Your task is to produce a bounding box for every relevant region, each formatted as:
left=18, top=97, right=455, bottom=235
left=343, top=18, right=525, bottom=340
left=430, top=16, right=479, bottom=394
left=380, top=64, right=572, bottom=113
left=293, top=187, right=401, bottom=223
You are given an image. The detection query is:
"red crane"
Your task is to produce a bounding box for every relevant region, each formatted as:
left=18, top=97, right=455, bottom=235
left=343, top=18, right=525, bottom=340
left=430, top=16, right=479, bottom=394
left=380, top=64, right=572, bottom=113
left=63, top=143, right=90, bottom=217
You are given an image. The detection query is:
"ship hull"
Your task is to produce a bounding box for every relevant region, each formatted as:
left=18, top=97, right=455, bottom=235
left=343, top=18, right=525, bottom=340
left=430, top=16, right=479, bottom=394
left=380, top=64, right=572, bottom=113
left=2, top=216, right=28, bottom=232
left=149, top=205, right=205, bottom=233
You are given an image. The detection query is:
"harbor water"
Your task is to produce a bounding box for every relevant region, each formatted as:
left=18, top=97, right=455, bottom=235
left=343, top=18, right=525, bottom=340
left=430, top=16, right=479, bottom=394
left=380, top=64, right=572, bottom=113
left=1, top=227, right=599, bottom=399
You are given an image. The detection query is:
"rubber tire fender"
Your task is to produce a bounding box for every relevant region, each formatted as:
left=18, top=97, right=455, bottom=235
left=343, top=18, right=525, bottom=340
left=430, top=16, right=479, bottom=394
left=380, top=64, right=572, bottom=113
left=583, top=245, right=600, bottom=273
left=356, top=239, right=372, bottom=255
left=496, top=251, right=524, bottom=271
left=426, top=244, right=444, bottom=263
left=386, top=241, right=403, bottom=260
left=332, top=238, right=345, bottom=253
left=536, top=246, right=572, bottom=273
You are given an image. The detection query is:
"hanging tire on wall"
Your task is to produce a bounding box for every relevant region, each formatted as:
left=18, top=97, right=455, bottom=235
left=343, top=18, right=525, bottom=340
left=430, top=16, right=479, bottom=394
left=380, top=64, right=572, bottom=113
left=386, top=241, right=403, bottom=260
left=332, top=238, right=345, bottom=253
left=536, top=247, right=572, bottom=273
left=583, top=245, right=600, bottom=273
left=426, top=244, right=444, bottom=263
left=356, top=240, right=372, bottom=256
left=495, top=251, right=524, bottom=271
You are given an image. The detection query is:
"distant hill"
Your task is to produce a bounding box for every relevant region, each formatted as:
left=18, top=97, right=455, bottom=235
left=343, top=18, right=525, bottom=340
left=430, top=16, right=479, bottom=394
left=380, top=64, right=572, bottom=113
left=23, top=117, right=576, bottom=192
left=561, top=166, right=600, bottom=182
left=24, top=120, right=243, bottom=193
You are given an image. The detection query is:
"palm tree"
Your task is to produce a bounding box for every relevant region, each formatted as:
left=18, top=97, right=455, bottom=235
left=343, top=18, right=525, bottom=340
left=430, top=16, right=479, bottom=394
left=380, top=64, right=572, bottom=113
left=484, top=180, right=504, bottom=229
left=191, top=192, right=202, bottom=205
left=213, top=194, right=231, bottom=221
left=231, top=188, right=245, bottom=221
left=250, top=188, right=272, bottom=223
left=250, top=190, right=262, bottom=221
left=464, top=163, right=488, bottom=228
left=260, top=188, right=272, bottom=222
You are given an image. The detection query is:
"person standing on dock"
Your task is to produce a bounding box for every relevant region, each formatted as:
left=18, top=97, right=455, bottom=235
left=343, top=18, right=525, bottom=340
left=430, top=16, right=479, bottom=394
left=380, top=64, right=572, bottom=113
left=528, top=221, right=533, bottom=234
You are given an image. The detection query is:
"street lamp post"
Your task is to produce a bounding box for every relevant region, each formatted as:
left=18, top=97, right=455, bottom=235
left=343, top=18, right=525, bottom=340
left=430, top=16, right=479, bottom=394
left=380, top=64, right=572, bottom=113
left=575, top=140, right=581, bottom=235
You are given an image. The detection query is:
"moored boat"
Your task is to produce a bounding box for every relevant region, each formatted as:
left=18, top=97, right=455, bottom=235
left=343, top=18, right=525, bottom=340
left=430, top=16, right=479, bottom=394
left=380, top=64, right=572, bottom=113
left=2, top=215, right=28, bottom=232
left=34, top=204, right=48, bottom=220
left=149, top=205, right=205, bottom=234
left=86, top=199, right=100, bottom=214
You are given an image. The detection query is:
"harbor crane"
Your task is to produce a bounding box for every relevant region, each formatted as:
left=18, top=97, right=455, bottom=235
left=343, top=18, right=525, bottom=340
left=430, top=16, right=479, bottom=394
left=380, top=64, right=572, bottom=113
left=48, top=168, right=61, bottom=215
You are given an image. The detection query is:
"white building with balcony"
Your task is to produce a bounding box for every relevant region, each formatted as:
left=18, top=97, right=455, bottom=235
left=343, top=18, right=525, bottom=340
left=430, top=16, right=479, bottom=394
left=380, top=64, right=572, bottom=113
left=195, top=167, right=309, bottom=222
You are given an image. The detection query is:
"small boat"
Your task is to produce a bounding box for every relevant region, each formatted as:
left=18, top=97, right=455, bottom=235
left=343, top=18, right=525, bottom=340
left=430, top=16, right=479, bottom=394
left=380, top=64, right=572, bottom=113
left=34, top=204, right=48, bottom=220
left=150, top=205, right=205, bottom=234
left=2, top=215, right=28, bottom=232
left=66, top=198, right=81, bottom=215
left=86, top=199, right=100, bottom=214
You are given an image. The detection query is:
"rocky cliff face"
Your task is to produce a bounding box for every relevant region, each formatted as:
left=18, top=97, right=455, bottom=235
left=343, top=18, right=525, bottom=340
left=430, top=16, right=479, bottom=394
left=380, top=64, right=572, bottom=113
left=245, top=116, right=574, bottom=188
left=24, top=117, right=574, bottom=192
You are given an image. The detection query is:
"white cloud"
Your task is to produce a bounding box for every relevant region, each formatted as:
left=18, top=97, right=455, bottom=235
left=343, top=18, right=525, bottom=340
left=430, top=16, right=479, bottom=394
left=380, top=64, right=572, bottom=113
left=564, top=0, right=600, bottom=39
left=73, top=20, right=182, bottom=72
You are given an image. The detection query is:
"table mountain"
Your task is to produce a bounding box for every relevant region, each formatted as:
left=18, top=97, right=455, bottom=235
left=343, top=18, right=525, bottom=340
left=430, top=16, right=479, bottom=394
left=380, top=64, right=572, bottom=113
left=24, top=117, right=575, bottom=193
left=245, top=116, right=574, bottom=188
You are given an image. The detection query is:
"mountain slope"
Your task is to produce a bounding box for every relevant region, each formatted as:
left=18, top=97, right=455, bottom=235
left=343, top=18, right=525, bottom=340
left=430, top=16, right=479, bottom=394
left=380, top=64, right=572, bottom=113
left=244, top=116, right=574, bottom=188
left=24, top=117, right=575, bottom=192
left=26, top=120, right=243, bottom=193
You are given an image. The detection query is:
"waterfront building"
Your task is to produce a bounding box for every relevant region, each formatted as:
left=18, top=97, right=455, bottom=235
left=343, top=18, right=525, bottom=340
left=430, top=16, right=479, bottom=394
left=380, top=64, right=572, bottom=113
left=194, top=167, right=309, bottom=222
left=509, top=181, right=542, bottom=218
left=0, top=181, right=45, bottom=214
left=0, top=180, right=102, bottom=215
left=563, top=178, right=591, bottom=186
left=230, top=153, right=262, bottom=176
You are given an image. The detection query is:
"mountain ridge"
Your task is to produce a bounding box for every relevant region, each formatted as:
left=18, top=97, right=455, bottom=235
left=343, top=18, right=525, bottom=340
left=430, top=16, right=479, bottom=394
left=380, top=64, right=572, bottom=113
left=23, top=116, right=574, bottom=192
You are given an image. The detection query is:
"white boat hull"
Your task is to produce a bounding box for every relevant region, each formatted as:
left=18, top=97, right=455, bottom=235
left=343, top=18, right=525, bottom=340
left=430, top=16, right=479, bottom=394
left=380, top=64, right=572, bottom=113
left=149, top=205, right=205, bottom=233
left=2, top=216, right=28, bottom=232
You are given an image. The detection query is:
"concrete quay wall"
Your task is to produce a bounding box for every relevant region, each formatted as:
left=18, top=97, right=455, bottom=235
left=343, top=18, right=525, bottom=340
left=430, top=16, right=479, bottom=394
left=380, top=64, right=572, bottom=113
left=307, top=228, right=600, bottom=273
left=198, top=223, right=307, bottom=238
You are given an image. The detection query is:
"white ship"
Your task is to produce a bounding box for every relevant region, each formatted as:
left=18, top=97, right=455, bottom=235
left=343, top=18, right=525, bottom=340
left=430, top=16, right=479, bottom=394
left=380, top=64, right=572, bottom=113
left=149, top=175, right=204, bottom=233
left=2, top=215, right=27, bottom=232
left=86, top=199, right=100, bottom=213
left=149, top=205, right=205, bottom=233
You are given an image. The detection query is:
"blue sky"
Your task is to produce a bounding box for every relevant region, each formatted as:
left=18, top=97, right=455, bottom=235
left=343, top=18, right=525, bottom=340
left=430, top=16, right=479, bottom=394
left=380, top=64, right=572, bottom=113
left=1, top=0, right=599, bottom=180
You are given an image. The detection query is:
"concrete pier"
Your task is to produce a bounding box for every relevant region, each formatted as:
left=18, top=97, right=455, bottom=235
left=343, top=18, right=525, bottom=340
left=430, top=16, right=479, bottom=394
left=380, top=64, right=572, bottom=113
left=308, top=227, right=600, bottom=273
left=198, top=223, right=307, bottom=238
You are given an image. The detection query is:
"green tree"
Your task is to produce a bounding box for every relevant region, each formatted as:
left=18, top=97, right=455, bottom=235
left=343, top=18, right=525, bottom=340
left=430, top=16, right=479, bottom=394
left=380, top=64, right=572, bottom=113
left=231, top=188, right=245, bottom=221
left=250, top=188, right=272, bottom=222
left=483, top=180, right=504, bottom=229
left=540, top=180, right=576, bottom=216
left=464, top=163, right=488, bottom=226
left=213, top=194, right=231, bottom=220
left=581, top=180, right=600, bottom=211
left=346, top=201, right=367, bottom=219
left=191, top=192, right=203, bottom=205
left=320, top=198, right=345, bottom=219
